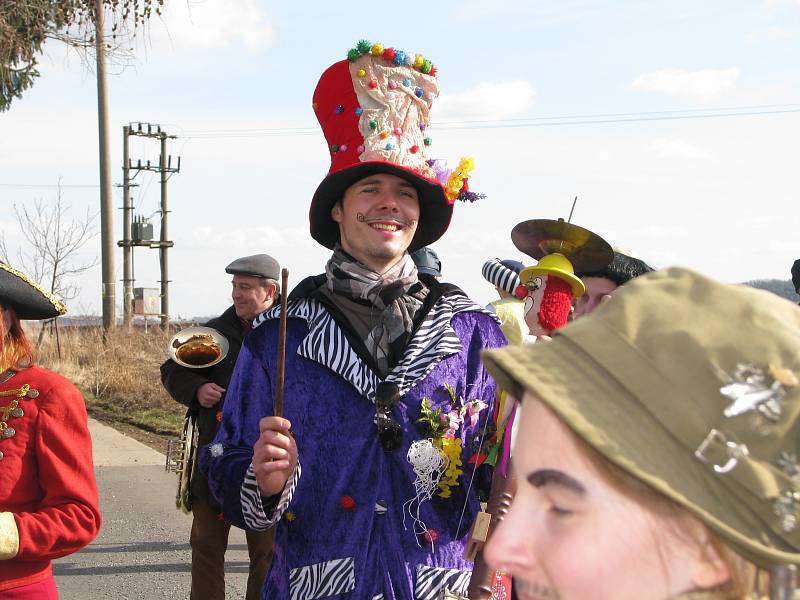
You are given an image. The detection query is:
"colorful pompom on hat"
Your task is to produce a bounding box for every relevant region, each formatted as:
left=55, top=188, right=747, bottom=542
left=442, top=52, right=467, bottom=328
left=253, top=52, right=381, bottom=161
left=309, top=40, right=478, bottom=252
left=0, top=262, right=67, bottom=320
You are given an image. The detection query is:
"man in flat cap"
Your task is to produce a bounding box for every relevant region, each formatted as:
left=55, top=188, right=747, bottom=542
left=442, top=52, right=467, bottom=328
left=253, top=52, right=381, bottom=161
left=160, top=254, right=279, bottom=600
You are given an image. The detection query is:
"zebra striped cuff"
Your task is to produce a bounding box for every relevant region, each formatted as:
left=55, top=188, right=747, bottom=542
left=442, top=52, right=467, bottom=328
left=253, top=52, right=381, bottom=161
left=415, top=565, right=471, bottom=600
left=241, top=460, right=301, bottom=530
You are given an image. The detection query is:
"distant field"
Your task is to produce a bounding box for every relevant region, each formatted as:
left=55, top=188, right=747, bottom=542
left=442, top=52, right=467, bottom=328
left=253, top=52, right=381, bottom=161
left=34, top=324, right=185, bottom=439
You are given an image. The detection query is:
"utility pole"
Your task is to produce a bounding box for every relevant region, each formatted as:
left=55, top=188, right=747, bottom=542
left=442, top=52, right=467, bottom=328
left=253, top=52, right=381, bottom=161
left=121, top=125, right=133, bottom=328
left=95, top=0, right=116, bottom=329
left=119, top=122, right=179, bottom=331
left=159, top=132, right=169, bottom=330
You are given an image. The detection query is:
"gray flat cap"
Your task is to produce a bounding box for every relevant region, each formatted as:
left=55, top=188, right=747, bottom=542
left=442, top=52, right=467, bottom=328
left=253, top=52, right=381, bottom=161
left=225, top=254, right=280, bottom=280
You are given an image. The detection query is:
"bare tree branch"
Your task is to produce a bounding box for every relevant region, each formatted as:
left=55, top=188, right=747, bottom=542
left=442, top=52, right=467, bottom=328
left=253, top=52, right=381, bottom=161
left=11, top=178, right=99, bottom=306
left=0, top=232, right=9, bottom=264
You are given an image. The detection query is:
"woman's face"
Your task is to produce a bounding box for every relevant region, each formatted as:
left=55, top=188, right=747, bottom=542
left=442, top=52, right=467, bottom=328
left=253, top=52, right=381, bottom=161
left=485, top=394, right=727, bottom=600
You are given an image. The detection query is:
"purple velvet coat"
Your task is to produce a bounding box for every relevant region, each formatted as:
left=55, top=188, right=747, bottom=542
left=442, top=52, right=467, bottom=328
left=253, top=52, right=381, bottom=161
left=202, top=292, right=506, bottom=600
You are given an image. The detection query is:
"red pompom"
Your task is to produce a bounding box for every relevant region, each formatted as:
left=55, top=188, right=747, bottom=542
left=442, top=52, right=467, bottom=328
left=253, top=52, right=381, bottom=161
left=382, top=47, right=396, bottom=62
left=410, top=145, right=419, bottom=154
left=340, top=495, right=356, bottom=511
left=423, top=528, right=439, bottom=544
left=368, top=80, right=378, bottom=89
left=514, top=285, right=528, bottom=300
left=538, top=276, right=572, bottom=331
left=430, top=65, right=437, bottom=77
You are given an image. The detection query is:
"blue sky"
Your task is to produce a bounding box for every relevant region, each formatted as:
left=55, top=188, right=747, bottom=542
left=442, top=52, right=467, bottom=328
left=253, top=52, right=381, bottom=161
left=1, top=0, right=799, bottom=317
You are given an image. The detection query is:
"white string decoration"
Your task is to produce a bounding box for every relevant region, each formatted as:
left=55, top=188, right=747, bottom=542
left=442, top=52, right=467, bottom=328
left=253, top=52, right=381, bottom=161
left=402, top=439, right=448, bottom=549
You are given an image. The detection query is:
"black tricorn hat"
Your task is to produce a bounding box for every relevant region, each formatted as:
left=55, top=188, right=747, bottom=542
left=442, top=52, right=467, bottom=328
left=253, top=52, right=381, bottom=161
left=0, top=263, right=67, bottom=320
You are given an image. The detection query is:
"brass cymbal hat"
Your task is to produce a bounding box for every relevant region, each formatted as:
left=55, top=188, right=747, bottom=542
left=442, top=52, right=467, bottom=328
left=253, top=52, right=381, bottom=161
left=511, top=218, right=614, bottom=273
left=511, top=219, right=614, bottom=298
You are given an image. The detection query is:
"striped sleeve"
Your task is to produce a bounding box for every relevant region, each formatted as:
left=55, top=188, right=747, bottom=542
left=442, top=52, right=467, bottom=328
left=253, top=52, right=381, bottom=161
left=241, top=460, right=301, bottom=530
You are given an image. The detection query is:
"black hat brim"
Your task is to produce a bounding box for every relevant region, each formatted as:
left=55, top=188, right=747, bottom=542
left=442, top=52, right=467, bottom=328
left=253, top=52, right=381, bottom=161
left=310, top=162, right=453, bottom=252
left=0, top=263, right=67, bottom=320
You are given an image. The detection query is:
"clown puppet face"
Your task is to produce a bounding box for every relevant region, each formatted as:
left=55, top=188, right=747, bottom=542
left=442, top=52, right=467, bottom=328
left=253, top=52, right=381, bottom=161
left=521, top=274, right=574, bottom=337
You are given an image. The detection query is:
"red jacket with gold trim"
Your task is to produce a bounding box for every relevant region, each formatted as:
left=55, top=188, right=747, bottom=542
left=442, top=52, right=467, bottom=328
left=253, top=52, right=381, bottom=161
left=0, top=364, right=101, bottom=591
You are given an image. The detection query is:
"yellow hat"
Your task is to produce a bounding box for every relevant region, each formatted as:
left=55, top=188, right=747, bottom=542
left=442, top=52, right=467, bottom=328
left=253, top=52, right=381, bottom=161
left=519, top=253, right=585, bottom=297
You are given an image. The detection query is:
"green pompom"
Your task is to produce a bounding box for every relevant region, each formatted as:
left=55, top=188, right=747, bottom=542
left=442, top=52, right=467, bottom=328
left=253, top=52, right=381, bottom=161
left=347, top=48, right=360, bottom=62
left=421, top=60, right=433, bottom=74
left=356, top=39, right=372, bottom=54
left=424, top=137, right=432, bottom=146
left=331, top=144, right=340, bottom=153
left=369, top=120, right=378, bottom=130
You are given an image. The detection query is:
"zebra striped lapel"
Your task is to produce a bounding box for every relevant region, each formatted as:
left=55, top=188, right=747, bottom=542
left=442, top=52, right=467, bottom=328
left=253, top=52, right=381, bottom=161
left=253, top=294, right=495, bottom=404
left=383, top=294, right=493, bottom=397
left=255, top=298, right=378, bottom=399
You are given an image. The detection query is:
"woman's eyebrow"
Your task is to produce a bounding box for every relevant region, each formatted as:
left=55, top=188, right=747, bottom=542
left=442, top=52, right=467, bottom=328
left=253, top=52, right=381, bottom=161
left=527, top=469, right=587, bottom=495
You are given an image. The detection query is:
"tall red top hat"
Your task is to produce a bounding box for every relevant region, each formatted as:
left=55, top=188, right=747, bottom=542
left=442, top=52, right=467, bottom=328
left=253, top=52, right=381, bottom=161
left=310, top=40, right=478, bottom=251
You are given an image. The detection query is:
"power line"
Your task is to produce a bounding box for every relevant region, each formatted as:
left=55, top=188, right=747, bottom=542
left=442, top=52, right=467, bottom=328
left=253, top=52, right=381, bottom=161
left=0, top=183, right=101, bottom=189
left=441, top=107, right=800, bottom=130
left=177, top=103, right=800, bottom=139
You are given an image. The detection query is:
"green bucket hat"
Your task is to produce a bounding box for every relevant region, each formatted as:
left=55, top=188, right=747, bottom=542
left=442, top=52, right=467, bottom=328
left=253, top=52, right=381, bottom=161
left=481, top=267, right=800, bottom=568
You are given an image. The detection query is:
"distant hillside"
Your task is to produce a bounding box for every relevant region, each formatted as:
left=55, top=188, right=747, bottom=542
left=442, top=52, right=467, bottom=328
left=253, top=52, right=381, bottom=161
left=745, top=279, right=797, bottom=301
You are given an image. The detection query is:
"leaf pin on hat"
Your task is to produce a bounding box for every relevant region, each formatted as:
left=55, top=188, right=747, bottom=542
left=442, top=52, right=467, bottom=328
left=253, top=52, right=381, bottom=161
left=718, top=363, right=797, bottom=421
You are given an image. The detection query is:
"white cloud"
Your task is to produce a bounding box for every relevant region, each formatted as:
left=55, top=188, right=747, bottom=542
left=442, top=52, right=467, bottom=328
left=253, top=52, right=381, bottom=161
left=768, top=239, right=800, bottom=253
left=746, top=26, right=794, bottom=43
left=631, top=67, right=740, bottom=102
left=650, top=138, right=711, bottom=160
left=765, top=0, right=800, bottom=7
left=435, top=81, right=536, bottom=121
left=189, top=225, right=314, bottom=250
left=606, top=225, right=691, bottom=241
left=149, top=0, right=274, bottom=51
left=455, top=0, right=529, bottom=20
left=453, top=0, right=597, bottom=24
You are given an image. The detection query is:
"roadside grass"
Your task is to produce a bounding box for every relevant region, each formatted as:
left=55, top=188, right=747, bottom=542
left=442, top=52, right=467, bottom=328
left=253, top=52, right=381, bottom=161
left=81, top=386, right=184, bottom=436
left=33, top=323, right=185, bottom=438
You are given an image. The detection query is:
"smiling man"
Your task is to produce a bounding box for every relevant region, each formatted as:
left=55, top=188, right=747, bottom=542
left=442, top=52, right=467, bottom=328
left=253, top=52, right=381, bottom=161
left=202, top=41, right=506, bottom=600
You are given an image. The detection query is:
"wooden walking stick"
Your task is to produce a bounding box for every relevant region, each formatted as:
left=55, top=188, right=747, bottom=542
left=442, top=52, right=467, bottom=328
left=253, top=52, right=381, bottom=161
left=465, top=460, right=517, bottom=599
left=274, top=268, right=289, bottom=418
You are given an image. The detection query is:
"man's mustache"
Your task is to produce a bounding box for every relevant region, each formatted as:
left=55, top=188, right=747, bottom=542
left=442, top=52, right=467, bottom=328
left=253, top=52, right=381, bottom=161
left=356, top=212, right=417, bottom=227
left=513, top=577, right=561, bottom=599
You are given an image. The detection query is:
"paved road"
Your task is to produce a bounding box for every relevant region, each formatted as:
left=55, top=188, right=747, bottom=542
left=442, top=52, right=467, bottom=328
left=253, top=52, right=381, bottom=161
left=53, top=419, right=250, bottom=599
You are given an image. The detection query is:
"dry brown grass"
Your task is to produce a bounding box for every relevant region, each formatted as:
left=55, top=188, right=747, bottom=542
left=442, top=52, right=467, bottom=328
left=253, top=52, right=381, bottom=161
left=32, top=323, right=185, bottom=436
